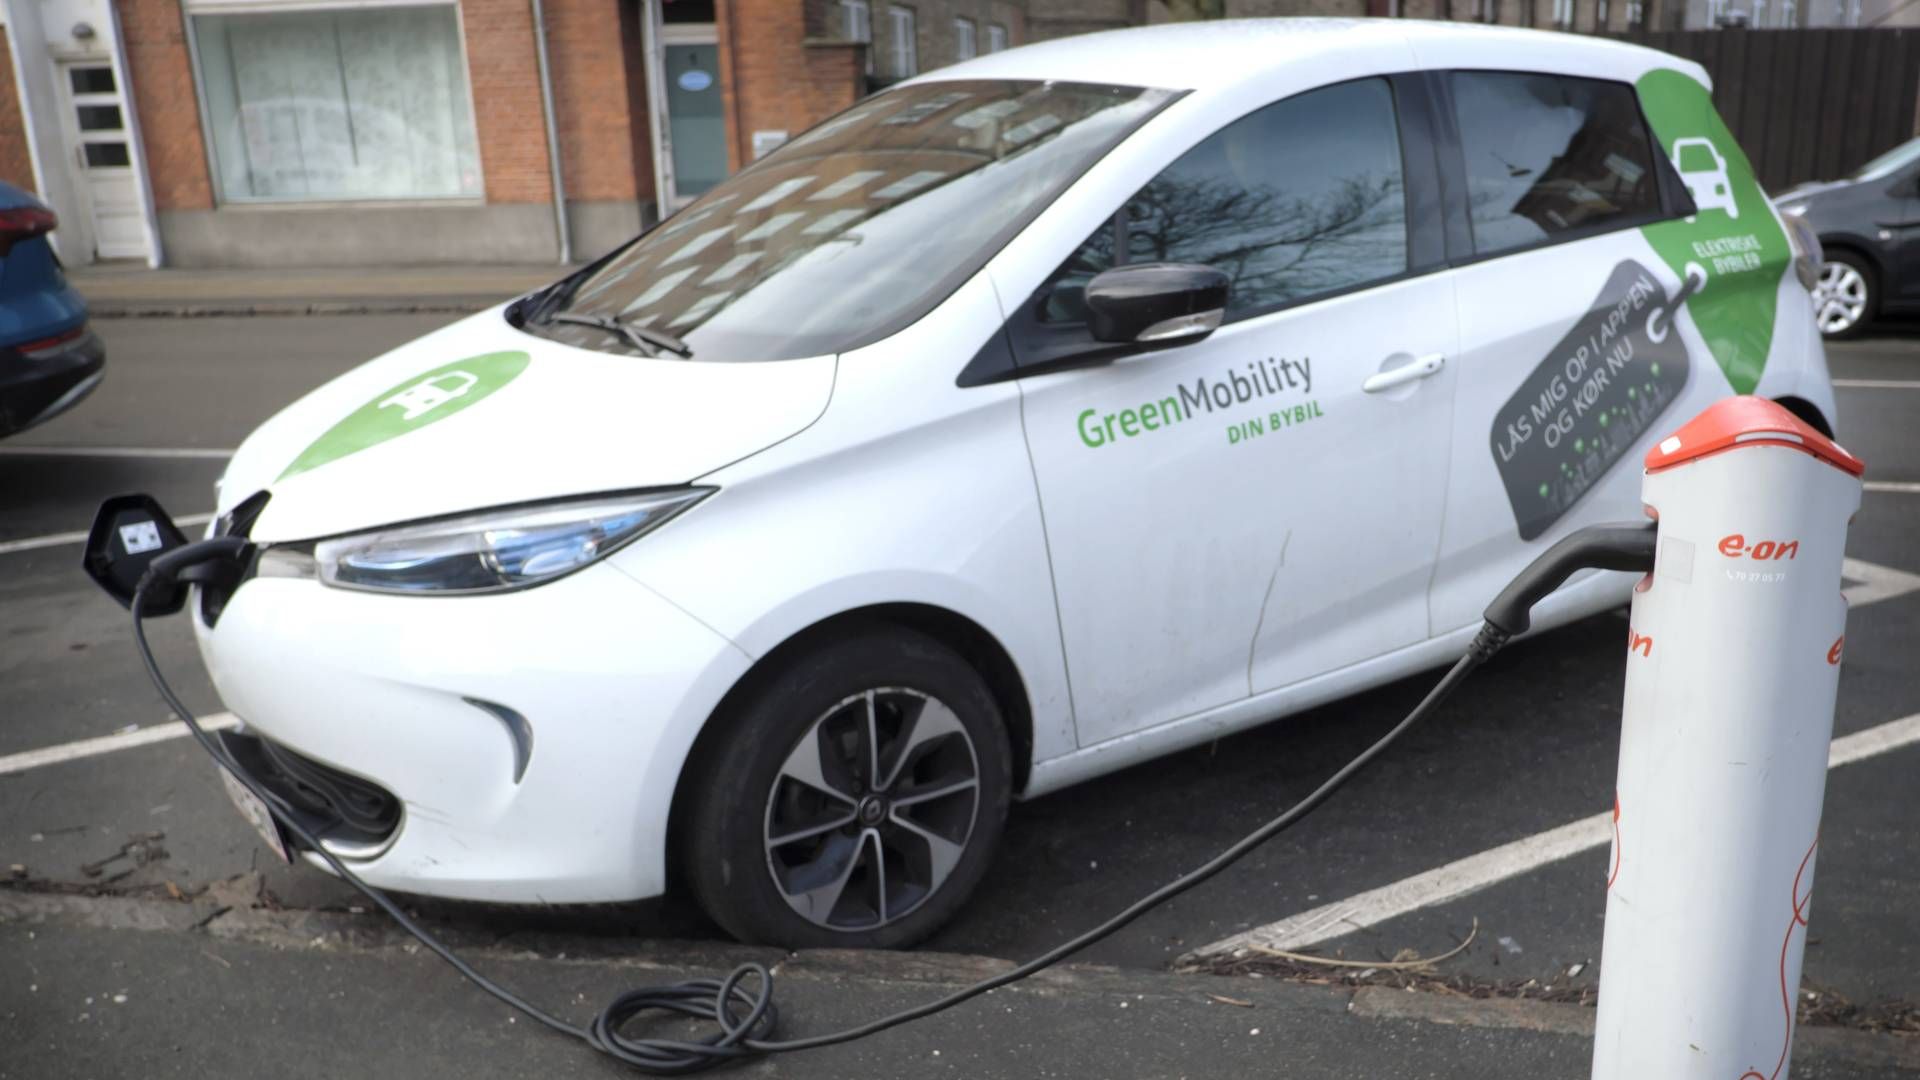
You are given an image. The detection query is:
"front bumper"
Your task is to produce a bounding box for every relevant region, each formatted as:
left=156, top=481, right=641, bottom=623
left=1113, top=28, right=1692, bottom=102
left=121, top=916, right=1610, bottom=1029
left=0, top=328, right=105, bottom=437
left=193, top=560, right=752, bottom=903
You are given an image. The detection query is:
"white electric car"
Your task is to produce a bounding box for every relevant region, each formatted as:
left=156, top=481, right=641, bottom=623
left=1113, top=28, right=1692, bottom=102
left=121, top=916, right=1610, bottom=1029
left=190, top=20, right=1835, bottom=948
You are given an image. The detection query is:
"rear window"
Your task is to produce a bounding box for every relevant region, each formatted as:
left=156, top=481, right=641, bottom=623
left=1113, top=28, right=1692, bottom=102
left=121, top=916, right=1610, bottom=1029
left=1451, top=72, right=1663, bottom=258
left=537, top=79, right=1174, bottom=361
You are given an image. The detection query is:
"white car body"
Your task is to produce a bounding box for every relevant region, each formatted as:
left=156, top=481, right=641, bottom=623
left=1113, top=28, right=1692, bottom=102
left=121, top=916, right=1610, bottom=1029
left=193, top=19, right=1834, bottom=910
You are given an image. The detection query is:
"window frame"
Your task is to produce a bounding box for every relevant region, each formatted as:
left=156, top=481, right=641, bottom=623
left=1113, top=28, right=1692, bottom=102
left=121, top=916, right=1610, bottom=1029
left=954, top=16, right=977, bottom=61
left=969, top=73, right=1447, bottom=387
left=182, top=0, right=486, bottom=207
left=887, top=5, right=918, bottom=77
left=1431, top=68, right=1690, bottom=269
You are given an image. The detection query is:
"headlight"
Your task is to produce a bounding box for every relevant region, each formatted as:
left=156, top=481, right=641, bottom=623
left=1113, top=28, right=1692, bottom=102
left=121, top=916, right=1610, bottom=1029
left=311, top=489, right=712, bottom=595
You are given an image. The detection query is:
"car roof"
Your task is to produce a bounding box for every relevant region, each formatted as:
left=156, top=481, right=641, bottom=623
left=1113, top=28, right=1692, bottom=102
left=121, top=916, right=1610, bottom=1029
left=912, top=18, right=1702, bottom=95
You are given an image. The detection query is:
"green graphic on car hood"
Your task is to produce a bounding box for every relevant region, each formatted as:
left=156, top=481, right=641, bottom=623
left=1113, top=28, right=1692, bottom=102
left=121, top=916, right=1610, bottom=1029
left=278, top=351, right=531, bottom=481
left=1635, top=69, right=1788, bottom=395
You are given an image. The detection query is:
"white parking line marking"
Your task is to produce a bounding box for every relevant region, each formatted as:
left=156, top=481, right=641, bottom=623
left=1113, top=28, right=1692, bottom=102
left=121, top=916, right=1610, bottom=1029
left=1832, top=379, right=1920, bottom=390
left=0, top=713, right=239, bottom=777
left=0, top=513, right=216, bottom=557
left=1844, top=558, right=1920, bottom=607
left=1865, top=481, right=1920, bottom=494
left=0, top=446, right=234, bottom=459
left=1186, top=712, right=1920, bottom=961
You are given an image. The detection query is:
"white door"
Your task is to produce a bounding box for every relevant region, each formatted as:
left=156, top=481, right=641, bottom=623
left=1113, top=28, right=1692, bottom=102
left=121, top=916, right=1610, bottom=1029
left=1430, top=71, right=1721, bottom=633
left=57, top=62, right=148, bottom=261
left=1015, top=78, right=1459, bottom=745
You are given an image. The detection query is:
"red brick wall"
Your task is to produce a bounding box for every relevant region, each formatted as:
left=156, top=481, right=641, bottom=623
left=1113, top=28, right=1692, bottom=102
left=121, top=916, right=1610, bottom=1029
left=118, top=0, right=213, bottom=210
left=718, top=0, right=863, bottom=172
left=0, top=27, right=34, bottom=193
left=546, top=0, right=640, bottom=202
left=463, top=0, right=554, bottom=204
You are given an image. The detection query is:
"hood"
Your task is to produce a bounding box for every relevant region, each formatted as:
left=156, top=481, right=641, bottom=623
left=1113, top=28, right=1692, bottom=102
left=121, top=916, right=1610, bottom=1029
left=221, top=307, right=835, bottom=542
left=1772, top=178, right=1851, bottom=204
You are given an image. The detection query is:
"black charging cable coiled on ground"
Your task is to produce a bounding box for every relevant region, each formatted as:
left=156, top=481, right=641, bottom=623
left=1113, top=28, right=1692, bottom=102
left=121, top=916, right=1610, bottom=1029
left=128, top=519, right=1655, bottom=1074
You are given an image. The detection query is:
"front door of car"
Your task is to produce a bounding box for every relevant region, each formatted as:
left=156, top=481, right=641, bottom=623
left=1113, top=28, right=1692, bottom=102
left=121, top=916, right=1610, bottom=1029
left=1010, top=77, right=1460, bottom=746
left=1888, top=168, right=1920, bottom=305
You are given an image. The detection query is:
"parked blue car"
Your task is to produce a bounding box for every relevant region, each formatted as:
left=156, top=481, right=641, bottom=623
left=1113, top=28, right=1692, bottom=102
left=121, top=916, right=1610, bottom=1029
left=0, top=181, right=103, bottom=437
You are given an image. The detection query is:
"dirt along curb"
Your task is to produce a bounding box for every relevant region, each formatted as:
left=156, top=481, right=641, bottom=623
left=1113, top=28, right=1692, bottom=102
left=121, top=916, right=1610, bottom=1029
left=4, top=880, right=1917, bottom=1073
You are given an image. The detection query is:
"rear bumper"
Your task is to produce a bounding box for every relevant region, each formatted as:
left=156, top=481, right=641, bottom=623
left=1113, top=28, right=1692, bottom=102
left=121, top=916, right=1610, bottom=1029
left=0, top=328, right=105, bottom=437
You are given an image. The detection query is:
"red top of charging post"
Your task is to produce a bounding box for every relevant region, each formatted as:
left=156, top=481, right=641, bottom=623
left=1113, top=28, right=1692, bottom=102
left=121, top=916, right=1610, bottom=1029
left=1645, top=395, right=1865, bottom=476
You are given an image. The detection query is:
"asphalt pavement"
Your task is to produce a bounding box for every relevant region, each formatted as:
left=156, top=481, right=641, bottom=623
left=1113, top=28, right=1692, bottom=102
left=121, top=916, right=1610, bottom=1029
left=2, top=310, right=1916, bottom=1077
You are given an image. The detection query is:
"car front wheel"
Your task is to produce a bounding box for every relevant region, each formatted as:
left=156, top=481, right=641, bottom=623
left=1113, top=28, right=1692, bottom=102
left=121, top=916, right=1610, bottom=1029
left=1813, top=252, right=1875, bottom=339
left=679, top=625, right=1012, bottom=949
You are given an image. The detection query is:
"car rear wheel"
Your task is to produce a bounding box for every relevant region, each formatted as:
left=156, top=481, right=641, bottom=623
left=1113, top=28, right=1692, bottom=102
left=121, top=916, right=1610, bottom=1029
left=679, top=625, right=1012, bottom=948
left=1813, top=252, right=1874, bottom=339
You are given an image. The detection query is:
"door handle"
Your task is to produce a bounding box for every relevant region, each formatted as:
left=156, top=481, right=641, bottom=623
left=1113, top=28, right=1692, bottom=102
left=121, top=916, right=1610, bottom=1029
left=1362, top=353, right=1446, bottom=394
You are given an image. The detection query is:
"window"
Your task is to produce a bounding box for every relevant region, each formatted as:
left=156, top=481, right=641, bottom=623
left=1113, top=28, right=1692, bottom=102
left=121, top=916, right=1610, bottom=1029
left=954, top=17, right=977, bottom=61
left=987, top=23, right=1009, bottom=52
left=192, top=6, right=480, bottom=201
left=888, top=6, right=917, bottom=77
left=841, top=0, right=870, bottom=42
left=1041, top=78, right=1406, bottom=325
left=542, top=80, right=1174, bottom=361
left=1553, top=0, right=1574, bottom=26
left=1450, top=73, right=1662, bottom=259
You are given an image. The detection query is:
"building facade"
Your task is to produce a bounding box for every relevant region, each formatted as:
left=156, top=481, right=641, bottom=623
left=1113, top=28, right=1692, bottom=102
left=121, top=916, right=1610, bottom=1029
left=0, top=0, right=1051, bottom=268
left=4, top=0, right=1904, bottom=268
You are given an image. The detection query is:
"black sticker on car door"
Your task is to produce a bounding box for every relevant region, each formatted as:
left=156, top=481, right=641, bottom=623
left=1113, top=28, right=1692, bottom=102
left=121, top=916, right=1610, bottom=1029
left=1490, top=260, right=1694, bottom=541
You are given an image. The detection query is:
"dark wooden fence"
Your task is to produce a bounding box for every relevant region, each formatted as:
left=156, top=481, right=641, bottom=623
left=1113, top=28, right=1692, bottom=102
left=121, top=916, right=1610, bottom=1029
left=1614, top=29, right=1920, bottom=193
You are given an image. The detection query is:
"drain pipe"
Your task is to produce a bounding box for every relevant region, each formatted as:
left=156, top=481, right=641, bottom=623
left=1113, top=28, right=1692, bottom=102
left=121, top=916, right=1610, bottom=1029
left=530, top=0, right=572, bottom=265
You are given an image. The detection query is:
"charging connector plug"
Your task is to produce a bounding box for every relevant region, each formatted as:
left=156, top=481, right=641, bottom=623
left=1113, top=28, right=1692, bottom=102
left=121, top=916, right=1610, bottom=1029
left=1469, top=521, right=1659, bottom=662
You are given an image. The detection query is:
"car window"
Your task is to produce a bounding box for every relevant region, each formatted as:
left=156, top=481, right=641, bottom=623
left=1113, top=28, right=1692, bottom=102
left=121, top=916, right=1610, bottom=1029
left=1040, top=78, right=1407, bottom=324
left=1450, top=72, right=1662, bottom=258
left=536, top=79, right=1174, bottom=361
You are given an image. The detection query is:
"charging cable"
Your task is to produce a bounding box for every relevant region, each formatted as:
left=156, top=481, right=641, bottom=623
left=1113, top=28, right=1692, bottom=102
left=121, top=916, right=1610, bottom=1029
left=126, top=519, right=1654, bottom=1074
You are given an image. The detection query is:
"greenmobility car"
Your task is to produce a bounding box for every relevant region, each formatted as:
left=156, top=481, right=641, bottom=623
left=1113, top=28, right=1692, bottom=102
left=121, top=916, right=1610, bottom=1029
left=167, top=19, right=1835, bottom=948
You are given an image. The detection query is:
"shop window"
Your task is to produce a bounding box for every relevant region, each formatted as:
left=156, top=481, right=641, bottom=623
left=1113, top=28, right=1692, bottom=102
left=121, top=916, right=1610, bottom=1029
left=888, top=6, right=917, bottom=77
left=192, top=5, right=481, bottom=202
left=1450, top=72, right=1661, bottom=258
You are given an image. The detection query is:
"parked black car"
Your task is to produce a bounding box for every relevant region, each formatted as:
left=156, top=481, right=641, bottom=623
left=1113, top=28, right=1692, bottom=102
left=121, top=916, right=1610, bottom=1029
left=1775, top=137, right=1920, bottom=339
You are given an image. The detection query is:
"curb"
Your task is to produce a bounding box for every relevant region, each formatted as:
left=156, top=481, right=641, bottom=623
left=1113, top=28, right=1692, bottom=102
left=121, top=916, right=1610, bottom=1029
left=90, top=300, right=502, bottom=319
left=4, top=886, right=1916, bottom=1073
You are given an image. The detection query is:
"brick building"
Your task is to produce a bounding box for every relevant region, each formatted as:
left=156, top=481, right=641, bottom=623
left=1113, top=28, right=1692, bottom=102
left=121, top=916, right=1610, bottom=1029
left=0, top=0, right=1060, bottom=268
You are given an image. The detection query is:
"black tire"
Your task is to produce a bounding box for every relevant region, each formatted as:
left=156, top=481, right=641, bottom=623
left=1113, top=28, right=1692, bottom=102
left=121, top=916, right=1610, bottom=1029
left=679, top=624, right=1012, bottom=949
left=1815, top=250, right=1876, bottom=340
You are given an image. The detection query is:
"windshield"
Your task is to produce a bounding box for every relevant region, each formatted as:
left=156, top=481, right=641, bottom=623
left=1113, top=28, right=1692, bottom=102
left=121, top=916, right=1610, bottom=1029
left=1848, top=136, right=1920, bottom=183
left=532, top=79, right=1174, bottom=361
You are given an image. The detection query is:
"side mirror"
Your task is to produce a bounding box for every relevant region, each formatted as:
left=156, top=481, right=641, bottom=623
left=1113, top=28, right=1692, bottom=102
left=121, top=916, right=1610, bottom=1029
left=1084, top=263, right=1230, bottom=346
left=83, top=494, right=192, bottom=613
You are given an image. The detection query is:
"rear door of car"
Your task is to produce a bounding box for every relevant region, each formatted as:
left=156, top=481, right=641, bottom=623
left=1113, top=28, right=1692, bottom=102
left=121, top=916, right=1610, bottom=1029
left=1424, top=63, right=1789, bottom=635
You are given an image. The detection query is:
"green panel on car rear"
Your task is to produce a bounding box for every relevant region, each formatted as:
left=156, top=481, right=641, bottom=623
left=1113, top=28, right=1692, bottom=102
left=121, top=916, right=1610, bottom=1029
left=1635, top=69, right=1790, bottom=396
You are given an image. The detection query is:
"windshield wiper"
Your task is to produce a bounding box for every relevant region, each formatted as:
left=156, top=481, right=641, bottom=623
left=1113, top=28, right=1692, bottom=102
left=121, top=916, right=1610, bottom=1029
left=546, top=312, right=694, bottom=359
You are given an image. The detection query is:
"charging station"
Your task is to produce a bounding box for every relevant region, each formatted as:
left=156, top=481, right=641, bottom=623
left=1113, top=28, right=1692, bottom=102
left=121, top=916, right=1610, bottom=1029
left=1591, top=397, right=1865, bottom=1080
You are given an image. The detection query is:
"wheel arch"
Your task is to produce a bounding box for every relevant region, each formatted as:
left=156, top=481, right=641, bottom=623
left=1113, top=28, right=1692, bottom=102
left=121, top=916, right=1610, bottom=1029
left=1816, top=237, right=1884, bottom=290
left=665, top=602, right=1036, bottom=888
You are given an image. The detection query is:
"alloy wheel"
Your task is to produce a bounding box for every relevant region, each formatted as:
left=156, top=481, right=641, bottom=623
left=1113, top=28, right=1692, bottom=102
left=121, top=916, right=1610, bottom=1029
left=763, top=688, right=981, bottom=931
left=1813, top=262, right=1869, bottom=336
